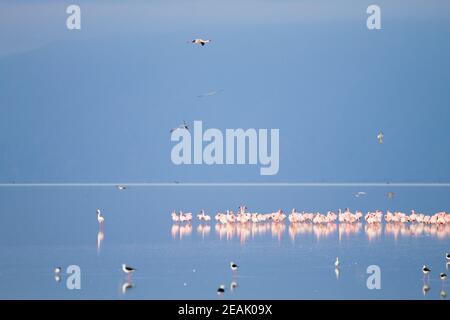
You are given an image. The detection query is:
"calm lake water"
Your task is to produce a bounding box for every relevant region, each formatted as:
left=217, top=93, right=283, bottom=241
left=0, top=186, right=448, bottom=299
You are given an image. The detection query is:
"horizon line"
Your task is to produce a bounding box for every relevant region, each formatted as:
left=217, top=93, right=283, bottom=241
left=0, top=182, right=450, bottom=187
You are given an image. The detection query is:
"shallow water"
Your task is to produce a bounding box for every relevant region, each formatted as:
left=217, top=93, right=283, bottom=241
left=0, top=186, right=448, bottom=299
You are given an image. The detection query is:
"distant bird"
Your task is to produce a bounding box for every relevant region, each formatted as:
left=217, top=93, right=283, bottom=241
left=117, top=185, right=127, bottom=190
left=122, top=264, right=136, bottom=276
left=54, top=267, right=62, bottom=274
left=197, top=89, right=223, bottom=98
left=54, top=274, right=61, bottom=283
left=440, top=272, right=447, bottom=291
left=355, top=192, right=366, bottom=198
left=171, top=210, right=180, bottom=222
left=190, top=38, right=211, bottom=46
left=387, top=192, right=395, bottom=199
left=335, top=257, right=340, bottom=268
left=446, top=253, right=450, bottom=261
left=96, top=209, right=105, bottom=225
left=377, top=131, right=384, bottom=144
left=170, top=121, right=189, bottom=133
left=422, top=265, right=431, bottom=279
left=230, top=281, right=238, bottom=291
left=217, top=284, right=225, bottom=294
left=230, top=262, right=239, bottom=272
left=440, top=290, right=447, bottom=298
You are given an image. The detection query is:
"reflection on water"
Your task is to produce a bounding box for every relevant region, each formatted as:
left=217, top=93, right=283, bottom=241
left=170, top=222, right=450, bottom=243
left=423, top=284, right=431, bottom=296
left=365, top=223, right=382, bottom=242
left=230, top=280, right=238, bottom=292
left=97, top=229, right=104, bottom=253
left=339, top=223, right=363, bottom=240
left=334, top=267, right=340, bottom=280
left=196, top=224, right=211, bottom=238
left=289, top=223, right=337, bottom=241
left=385, top=223, right=450, bottom=240
left=171, top=224, right=192, bottom=240
left=121, top=281, right=134, bottom=295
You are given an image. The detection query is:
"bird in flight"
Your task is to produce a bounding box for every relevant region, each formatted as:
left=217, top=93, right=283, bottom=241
left=189, top=38, right=211, bottom=46
left=355, top=191, right=366, bottom=198
left=377, top=131, right=384, bottom=144
left=170, top=121, right=189, bottom=133
left=197, top=89, right=223, bottom=98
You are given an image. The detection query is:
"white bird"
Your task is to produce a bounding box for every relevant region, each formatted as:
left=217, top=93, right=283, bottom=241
left=230, top=281, right=238, bottom=291
left=117, top=185, right=127, bottom=190
left=217, top=284, right=225, bottom=294
left=170, top=121, right=189, bottom=133
left=446, top=253, right=450, bottom=261
left=197, top=89, right=223, bottom=98
left=377, top=131, right=384, bottom=144
left=355, top=192, right=366, bottom=198
left=334, top=257, right=340, bottom=268
left=440, top=273, right=448, bottom=282
left=387, top=192, right=395, bottom=199
left=96, top=209, right=105, bottom=224
left=122, top=264, right=136, bottom=275
left=422, top=265, right=431, bottom=279
left=54, top=267, right=62, bottom=274
left=230, top=262, right=238, bottom=272
left=190, top=38, right=211, bottom=46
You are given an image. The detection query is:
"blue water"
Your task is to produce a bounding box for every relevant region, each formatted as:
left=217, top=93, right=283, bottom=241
left=0, top=186, right=448, bottom=299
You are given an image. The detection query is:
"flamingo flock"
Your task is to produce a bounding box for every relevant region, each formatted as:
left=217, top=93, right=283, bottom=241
left=171, top=210, right=193, bottom=223
left=171, top=206, right=450, bottom=226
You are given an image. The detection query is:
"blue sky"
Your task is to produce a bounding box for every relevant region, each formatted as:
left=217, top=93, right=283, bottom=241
left=0, top=0, right=449, bottom=183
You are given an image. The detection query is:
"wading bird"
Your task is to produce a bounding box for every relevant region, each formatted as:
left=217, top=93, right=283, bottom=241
left=217, top=284, right=225, bottom=295
left=122, top=264, right=136, bottom=280
left=335, top=257, right=340, bottom=268
left=377, top=131, right=384, bottom=144
left=96, top=209, right=105, bottom=225
left=422, top=265, right=431, bottom=280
